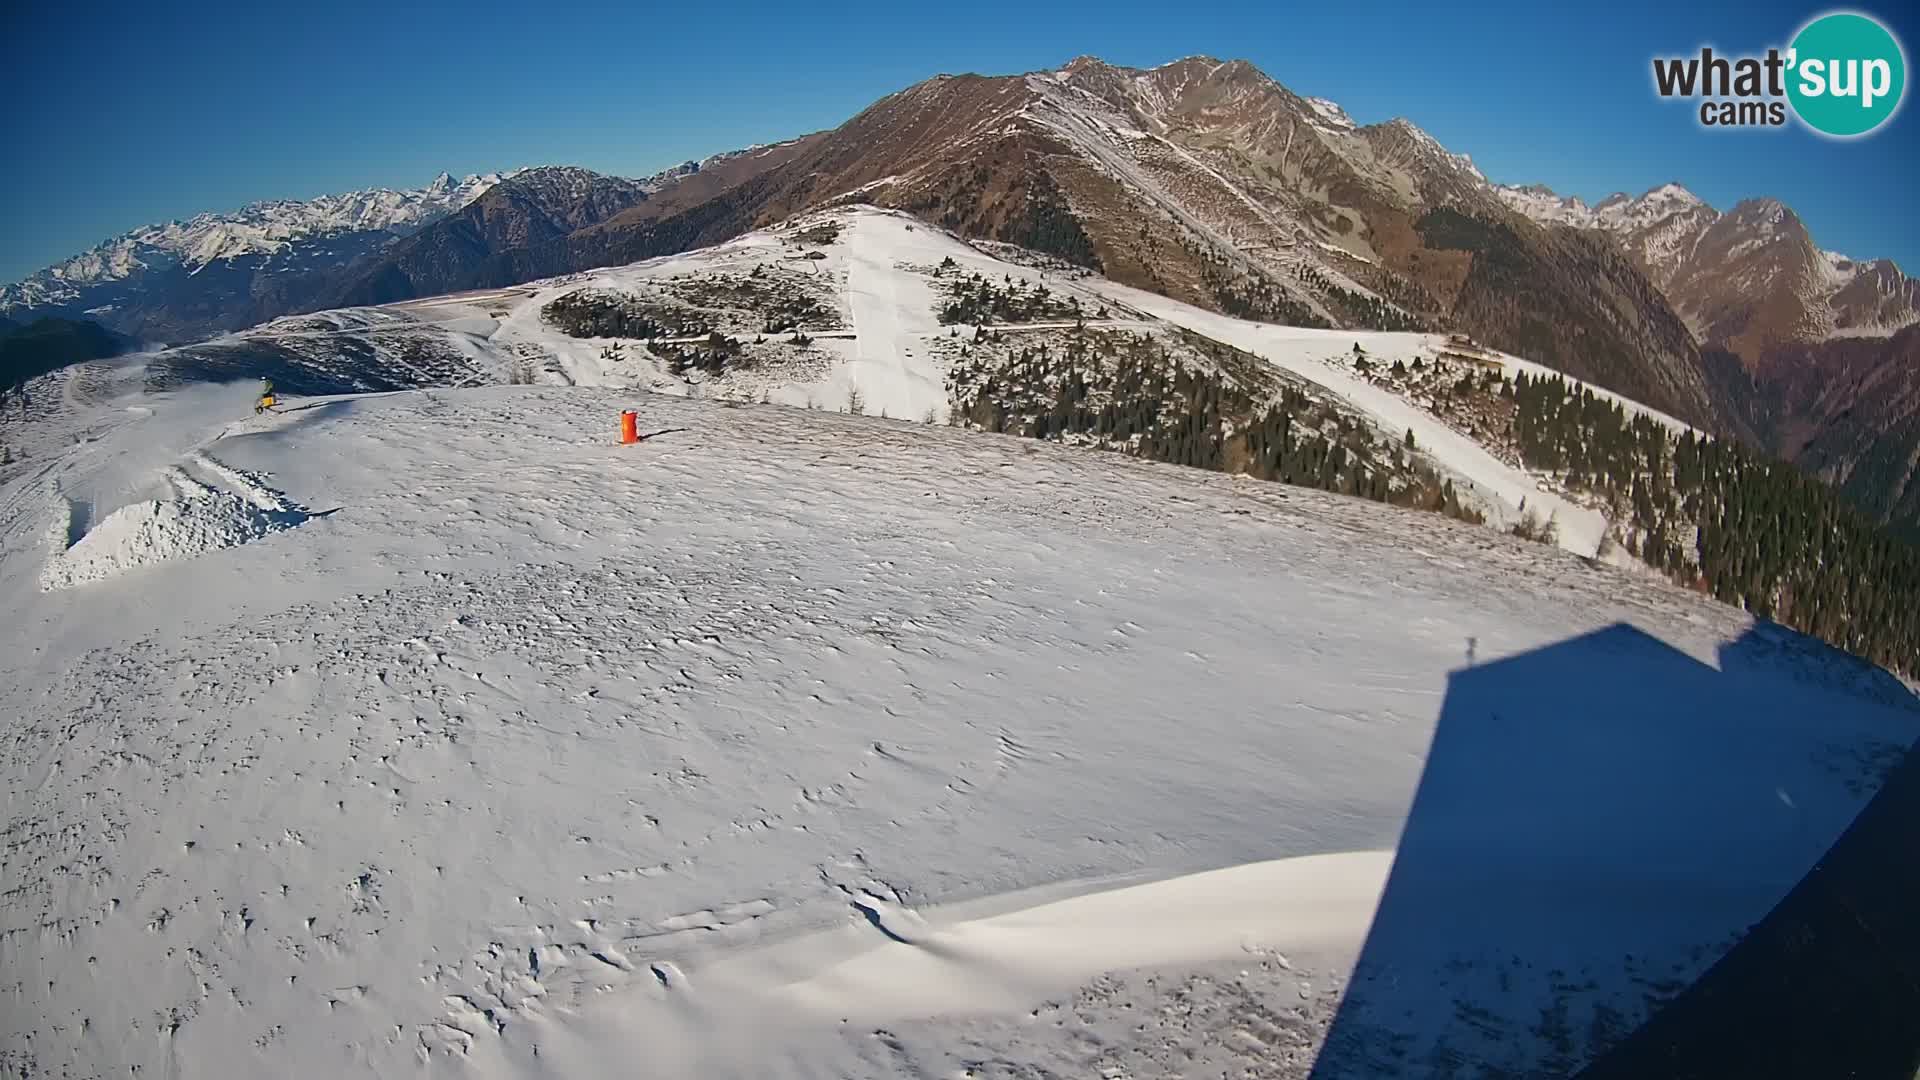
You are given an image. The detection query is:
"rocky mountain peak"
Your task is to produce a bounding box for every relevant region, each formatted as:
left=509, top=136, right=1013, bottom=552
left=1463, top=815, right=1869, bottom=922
left=1058, top=54, right=1115, bottom=77
left=1643, top=182, right=1703, bottom=206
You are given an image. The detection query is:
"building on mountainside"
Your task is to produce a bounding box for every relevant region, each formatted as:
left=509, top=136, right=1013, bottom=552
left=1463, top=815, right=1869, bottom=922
left=1437, top=349, right=1504, bottom=372
left=1437, top=334, right=1504, bottom=371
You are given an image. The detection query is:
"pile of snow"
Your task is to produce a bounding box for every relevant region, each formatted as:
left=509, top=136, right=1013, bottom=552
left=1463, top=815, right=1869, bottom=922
left=40, top=466, right=307, bottom=590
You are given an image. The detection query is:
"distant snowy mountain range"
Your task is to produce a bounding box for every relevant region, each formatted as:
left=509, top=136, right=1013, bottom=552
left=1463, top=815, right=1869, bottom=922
left=0, top=157, right=743, bottom=342
left=1494, top=181, right=1919, bottom=349
left=2, top=172, right=507, bottom=312
left=1494, top=181, right=1704, bottom=232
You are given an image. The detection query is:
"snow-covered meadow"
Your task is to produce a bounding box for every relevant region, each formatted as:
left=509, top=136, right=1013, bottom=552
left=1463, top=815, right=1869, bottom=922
left=2, top=375, right=1914, bottom=1077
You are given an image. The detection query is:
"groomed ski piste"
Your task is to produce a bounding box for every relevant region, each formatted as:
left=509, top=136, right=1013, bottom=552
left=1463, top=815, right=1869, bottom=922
left=2, top=209, right=1917, bottom=1078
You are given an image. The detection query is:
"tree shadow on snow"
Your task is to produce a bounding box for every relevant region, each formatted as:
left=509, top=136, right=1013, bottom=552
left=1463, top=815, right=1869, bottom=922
left=1306, top=621, right=1920, bottom=1079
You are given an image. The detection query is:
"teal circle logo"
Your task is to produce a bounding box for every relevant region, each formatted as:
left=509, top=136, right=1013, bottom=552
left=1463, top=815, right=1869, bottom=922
left=1787, top=12, right=1906, bottom=136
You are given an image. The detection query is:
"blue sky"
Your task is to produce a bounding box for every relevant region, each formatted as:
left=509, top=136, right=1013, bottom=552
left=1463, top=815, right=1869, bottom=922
left=2, top=0, right=1914, bottom=284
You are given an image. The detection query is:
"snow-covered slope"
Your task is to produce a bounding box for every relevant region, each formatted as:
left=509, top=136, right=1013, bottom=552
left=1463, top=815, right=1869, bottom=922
left=482, top=207, right=966, bottom=420
left=97, top=205, right=1694, bottom=562
left=1, top=372, right=1913, bottom=1079
left=1079, top=278, right=1664, bottom=558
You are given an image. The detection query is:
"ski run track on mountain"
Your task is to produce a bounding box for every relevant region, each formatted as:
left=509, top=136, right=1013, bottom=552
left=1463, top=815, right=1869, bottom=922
left=3, top=206, right=1917, bottom=1078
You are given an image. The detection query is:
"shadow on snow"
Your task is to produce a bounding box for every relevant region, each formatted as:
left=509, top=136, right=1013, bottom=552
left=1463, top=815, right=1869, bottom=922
left=1306, top=621, right=1919, bottom=1078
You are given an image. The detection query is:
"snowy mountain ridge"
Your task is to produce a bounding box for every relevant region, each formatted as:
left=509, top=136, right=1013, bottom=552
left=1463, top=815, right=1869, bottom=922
left=1494, top=180, right=1919, bottom=345
left=1, top=171, right=513, bottom=309
left=772, top=54, right=1718, bottom=428
left=1495, top=181, right=1707, bottom=235
left=0, top=150, right=771, bottom=339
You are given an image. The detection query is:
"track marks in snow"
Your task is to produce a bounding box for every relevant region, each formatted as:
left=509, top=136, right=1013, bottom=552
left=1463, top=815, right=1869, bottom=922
left=841, top=957, right=1348, bottom=1080
left=632, top=899, right=777, bottom=944
left=581, top=862, right=672, bottom=885
left=180, top=450, right=302, bottom=514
